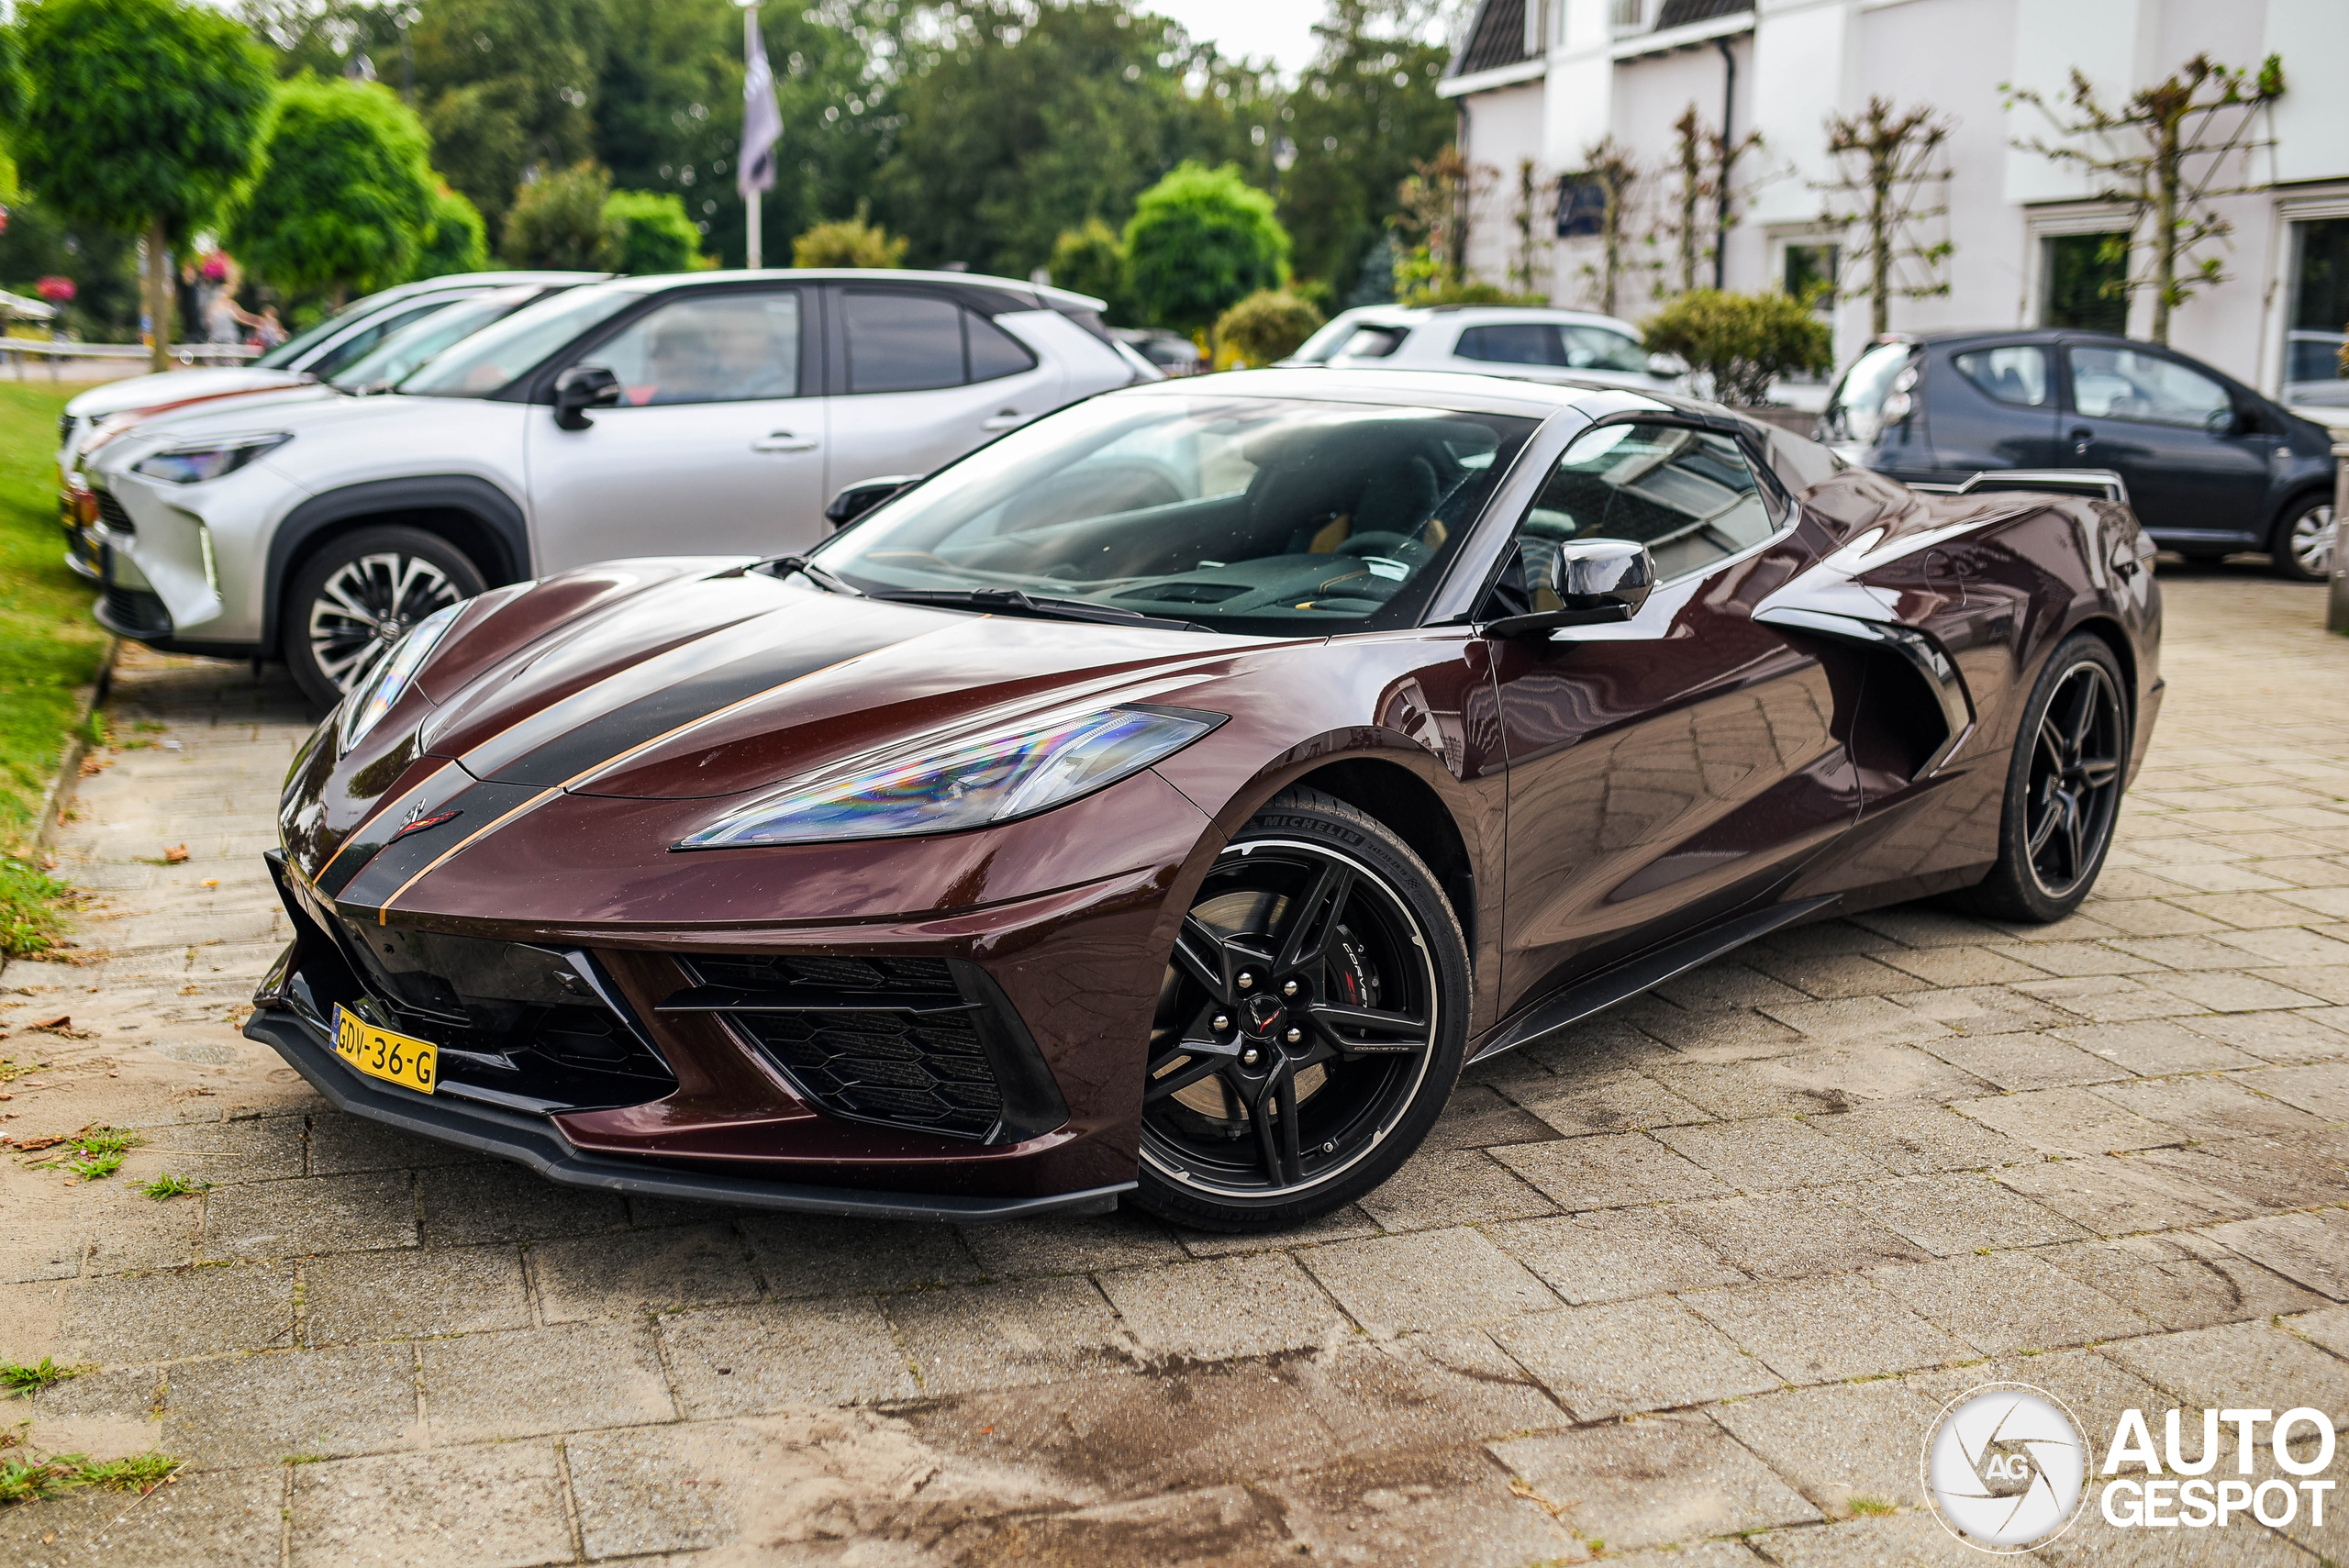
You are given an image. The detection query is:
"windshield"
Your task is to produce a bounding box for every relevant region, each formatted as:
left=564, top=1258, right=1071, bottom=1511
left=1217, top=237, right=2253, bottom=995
left=397, top=286, right=640, bottom=397
left=328, top=286, right=548, bottom=392
left=253, top=284, right=404, bottom=369
left=814, top=393, right=1538, bottom=635
left=1820, top=341, right=1918, bottom=445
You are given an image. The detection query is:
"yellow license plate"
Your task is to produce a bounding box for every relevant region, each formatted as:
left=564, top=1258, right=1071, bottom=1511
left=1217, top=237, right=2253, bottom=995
left=333, top=1006, right=438, bottom=1095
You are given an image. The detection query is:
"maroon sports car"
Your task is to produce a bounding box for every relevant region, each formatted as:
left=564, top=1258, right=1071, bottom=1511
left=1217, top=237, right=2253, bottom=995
left=248, top=370, right=2160, bottom=1230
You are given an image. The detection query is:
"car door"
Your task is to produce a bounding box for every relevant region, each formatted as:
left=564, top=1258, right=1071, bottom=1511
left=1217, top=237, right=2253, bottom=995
left=1930, top=342, right=2062, bottom=476
left=1482, top=417, right=1863, bottom=1015
left=2060, top=340, right=2270, bottom=542
left=523, top=284, right=828, bottom=573
left=820, top=284, right=1065, bottom=500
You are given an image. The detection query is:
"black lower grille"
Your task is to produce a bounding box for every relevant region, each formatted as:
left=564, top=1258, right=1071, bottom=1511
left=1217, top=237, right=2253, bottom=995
left=671, top=954, right=1069, bottom=1145
left=102, top=584, right=172, bottom=638
left=94, top=488, right=133, bottom=535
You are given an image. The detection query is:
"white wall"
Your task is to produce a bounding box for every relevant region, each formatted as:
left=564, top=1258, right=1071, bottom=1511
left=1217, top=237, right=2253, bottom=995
left=1450, top=0, right=2341, bottom=389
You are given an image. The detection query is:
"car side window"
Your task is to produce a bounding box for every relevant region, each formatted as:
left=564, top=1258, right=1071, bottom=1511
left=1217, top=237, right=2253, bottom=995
left=1557, top=326, right=1649, bottom=373
left=1337, top=326, right=1408, bottom=358
left=306, top=300, right=452, bottom=379
left=843, top=290, right=964, bottom=393
left=966, top=311, right=1039, bottom=383
left=586, top=291, right=802, bottom=406
left=1496, top=421, right=1777, bottom=602
left=1952, top=345, right=2049, bottom=407
left=2066, top=345, right=2232, bottom=429
left=1456, top=324, right=1565, bottom=366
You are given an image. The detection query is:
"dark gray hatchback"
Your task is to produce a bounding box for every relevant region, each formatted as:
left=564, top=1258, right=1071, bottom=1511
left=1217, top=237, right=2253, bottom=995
left=1820, top=328, right=2338, bottom=579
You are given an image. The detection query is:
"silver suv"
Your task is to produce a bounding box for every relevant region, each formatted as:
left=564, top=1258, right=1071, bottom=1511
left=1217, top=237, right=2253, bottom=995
left=83, top=269, right=1147, bottom=704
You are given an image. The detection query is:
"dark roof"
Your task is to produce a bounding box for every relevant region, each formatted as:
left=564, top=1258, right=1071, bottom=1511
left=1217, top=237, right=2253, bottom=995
left=1655, top=0, right=1753, bottom=26
left=1452, top=0, right=1531, bottom=77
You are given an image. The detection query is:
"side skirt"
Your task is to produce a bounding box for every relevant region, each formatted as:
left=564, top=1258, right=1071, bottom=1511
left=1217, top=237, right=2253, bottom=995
left=1466, top=895, right=1842, bottom=1065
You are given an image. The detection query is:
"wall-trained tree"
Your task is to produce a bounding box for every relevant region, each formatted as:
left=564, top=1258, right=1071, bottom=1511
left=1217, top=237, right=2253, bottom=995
left=1124, top=161, right=1287, bottom=333
left=227, top=76, right=440, bottom=305
left=16, top=0, right=273, bottom=369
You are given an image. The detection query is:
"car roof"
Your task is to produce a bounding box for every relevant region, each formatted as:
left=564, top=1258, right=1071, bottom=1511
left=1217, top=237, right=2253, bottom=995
left=584, top=267, right=1106, bottom=317
left=1333, top=305, right=1644, bottom=333
left=1112, top=365, right=1665, bottom=419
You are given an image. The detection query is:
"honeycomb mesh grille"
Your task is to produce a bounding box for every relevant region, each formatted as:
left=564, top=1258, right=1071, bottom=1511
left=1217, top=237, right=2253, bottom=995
left=94, top=489, right=134, bottom=535
left=695, top=954, right=1005, bottom=1140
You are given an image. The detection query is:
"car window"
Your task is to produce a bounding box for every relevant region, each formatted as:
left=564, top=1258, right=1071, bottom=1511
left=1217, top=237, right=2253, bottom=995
left=306, top=299, right=453, bottom=380
left=2066, top=345, right=2232, bottom=428
left=1558, top=325, right=1649, bottom=373
left=399, top=287, right=640, bottom=397
left=815, top=393, right=1538, bottom=635
left=1455, top=324, right=1565, bottom=366
left=585, top=290, right=801, bottom=406
left=1334, top=326, right=1408, bottom=359
left=1511, top=420, right=1777, bottom=587
left=843, top=290, right=964, bottom=394
left=257, top=285, right=407, bottom=369
left=1952, top=345, right=2049, bottom=407
left=966, top=312, right=1039, bottom=383
left=327, top=286, right=548, bottom=392
left=1820, top=340, right=1918, bottom=444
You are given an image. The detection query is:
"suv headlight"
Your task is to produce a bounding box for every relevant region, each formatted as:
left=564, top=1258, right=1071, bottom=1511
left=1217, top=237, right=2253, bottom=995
left=337, top=601, right=464, bottom=753
left=676, top=704, right=1223, bottom=850
left=131, top=431, right=292, bottom=484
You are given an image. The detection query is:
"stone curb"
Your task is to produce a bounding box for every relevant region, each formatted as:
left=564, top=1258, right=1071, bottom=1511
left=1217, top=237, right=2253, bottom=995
left=4, top=632, right=120, bottom=981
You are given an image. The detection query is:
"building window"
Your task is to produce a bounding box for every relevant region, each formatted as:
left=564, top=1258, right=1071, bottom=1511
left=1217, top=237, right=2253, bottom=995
left=1784, top=243, right=1838, bottom=315
left=1557, top=175, right=1609, bottom=239
left=2043, top=232, right=2129, bottom=333
left=2285, top=217, right=2349, bottom=405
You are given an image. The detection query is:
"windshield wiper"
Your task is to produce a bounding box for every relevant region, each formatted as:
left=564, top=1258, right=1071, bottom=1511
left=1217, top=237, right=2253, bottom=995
left=869, top=587, right=1208, bottom=633
left=713, top=554, right=862, bottom=595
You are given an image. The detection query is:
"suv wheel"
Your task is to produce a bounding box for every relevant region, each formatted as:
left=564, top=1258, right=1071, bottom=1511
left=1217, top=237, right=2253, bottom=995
left=2273, top=495, right=2334, bottom=584
left=282, top=526, right=484, bottom=708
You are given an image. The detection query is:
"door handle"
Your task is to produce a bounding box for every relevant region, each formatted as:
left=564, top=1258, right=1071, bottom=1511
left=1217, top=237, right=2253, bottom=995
left=2069, top=425, right=2093, bottom=455
left=752, top=431, right=818, bottom=451
left=980, top=409, right=1023, bottom=431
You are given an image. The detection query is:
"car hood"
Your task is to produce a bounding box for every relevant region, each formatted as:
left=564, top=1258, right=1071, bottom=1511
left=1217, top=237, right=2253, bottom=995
left=89, top=389, right=476, bottom=478
left=405, top=561, right=1281, bottom=804
left=67, top=366, right=311, bottom=420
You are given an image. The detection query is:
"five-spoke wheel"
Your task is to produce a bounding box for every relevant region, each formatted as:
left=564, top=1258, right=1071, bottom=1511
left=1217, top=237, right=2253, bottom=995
left=1960, top=633, right=2131, bottom=923
left=1135, top=790, right=1469, bottom=1231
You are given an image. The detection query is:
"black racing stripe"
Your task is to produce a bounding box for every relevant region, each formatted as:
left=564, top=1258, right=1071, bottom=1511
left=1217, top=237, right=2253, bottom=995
left=326, top=780, right=550, bottom=906
left=468, top=626, right=913, bottom=788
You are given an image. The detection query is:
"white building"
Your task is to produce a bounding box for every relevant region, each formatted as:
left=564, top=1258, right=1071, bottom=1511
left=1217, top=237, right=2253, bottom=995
left=1440, top=0, right=2349, bottom=402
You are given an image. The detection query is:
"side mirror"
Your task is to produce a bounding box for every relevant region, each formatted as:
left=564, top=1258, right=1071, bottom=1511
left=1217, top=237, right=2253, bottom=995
left=825, top=473, right=921, bottom=529
left=551, top=363, right=621, bottom=430
left=1646, top=351, right=1687, bottom=379
left=1486, top=538, right=1656, bottom=639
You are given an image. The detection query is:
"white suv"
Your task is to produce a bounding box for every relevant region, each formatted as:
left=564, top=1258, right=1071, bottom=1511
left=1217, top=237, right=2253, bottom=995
left=1286, top=305, right=1687, bottom=395
left=84, top=269, right=1146, bottom=705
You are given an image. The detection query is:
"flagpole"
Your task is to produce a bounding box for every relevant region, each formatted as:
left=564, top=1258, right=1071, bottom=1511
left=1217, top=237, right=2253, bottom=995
left=744, top=0, right=762, bottom=269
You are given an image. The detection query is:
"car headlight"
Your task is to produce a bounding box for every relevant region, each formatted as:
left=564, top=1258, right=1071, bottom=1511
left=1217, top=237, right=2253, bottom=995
left=131, top=431, right=292, bottom=484
left=337, top=602, right=464, bottom=753
left=676, top=704, right=1223, bottom=850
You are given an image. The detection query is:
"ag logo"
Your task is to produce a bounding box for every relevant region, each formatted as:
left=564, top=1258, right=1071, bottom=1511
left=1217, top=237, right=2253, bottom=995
left=1922, top=1383, right=2088, bottom=1551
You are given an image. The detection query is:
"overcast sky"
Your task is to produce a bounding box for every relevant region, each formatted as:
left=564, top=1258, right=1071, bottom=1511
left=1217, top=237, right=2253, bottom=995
left=1150, top=0, right=1328, bottom=74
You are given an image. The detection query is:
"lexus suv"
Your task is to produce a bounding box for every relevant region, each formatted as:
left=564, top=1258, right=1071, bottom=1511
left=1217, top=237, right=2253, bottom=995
left=1820, top=328, right=2339, bottom=579
left=1284, top=305, right=1688, bottom=395
left=83, top=269, right=1146, bottom=705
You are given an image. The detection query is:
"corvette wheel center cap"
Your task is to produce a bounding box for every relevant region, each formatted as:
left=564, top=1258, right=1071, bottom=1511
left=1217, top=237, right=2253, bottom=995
left=1242, top=995, right=1285, bottom=1039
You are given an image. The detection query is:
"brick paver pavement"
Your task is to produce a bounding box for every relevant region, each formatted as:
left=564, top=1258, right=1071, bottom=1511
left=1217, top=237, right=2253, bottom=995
left=3, top=571, right=2346, bottom=1565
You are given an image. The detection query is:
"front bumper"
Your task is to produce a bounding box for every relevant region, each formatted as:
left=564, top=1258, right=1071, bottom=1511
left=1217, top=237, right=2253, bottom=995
left=246, top=1003, right=1124, bottom=1221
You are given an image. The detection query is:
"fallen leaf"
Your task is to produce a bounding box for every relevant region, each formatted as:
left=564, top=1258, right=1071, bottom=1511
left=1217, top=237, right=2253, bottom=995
left=28, top=1015, right=69, bottom=1031
left=77, top=753, right=109, bottom=776
left=162, top=845, right=189, bottom=864
left=200, top=878, right=219, bottom=888
left=9, top=1134, right=68, bottom=1151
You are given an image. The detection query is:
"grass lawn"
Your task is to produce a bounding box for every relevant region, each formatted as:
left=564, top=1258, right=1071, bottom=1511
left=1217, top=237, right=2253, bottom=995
left=0, top=381, right=106, bottom=954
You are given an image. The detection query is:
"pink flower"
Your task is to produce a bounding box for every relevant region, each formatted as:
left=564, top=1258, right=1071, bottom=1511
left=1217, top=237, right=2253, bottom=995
left=34, top=275, right=74, bottom=303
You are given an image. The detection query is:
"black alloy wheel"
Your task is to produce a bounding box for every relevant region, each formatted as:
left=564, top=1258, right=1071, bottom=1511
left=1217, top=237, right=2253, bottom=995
left=1957, top=633, right=2130, bottom=923
left=1134, top=789, right=1470, bottom=1231
left=283, top=524, right=485, bottom=709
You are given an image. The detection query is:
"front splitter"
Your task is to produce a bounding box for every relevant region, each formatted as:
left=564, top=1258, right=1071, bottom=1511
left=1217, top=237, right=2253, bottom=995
left=245, top=1006, right=1130, bottom=1223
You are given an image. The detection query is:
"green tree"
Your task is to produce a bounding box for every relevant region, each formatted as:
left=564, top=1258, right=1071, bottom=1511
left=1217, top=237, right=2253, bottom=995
left=874, top=0, right=1264, bottom=277
left=604, top=189, right=700, bottom=274
left=1124, top=161, right=1287, bottom=331
left=228, top=76, right=439, bottom=305
left=1640, top=288, right=1831, bottom=406
left=1275, top=0, right=1453, bottom=295
left=502, top=161, right=618, bottom=269
left=413, top=183, right=489, bottom=278
left=408, top=0, right=607, bottom=233
left=1215, top=289, right=1322, bottom=365
left=791, top=206, right=907, bottom=268
left=16, top=0, right=273, bottom=369
left=1047, top=217, right=1130, bottom=318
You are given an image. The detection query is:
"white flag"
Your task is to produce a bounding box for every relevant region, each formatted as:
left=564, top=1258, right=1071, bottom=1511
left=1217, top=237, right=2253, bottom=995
left=739, top=21, right=782, bottom=200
